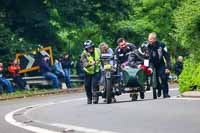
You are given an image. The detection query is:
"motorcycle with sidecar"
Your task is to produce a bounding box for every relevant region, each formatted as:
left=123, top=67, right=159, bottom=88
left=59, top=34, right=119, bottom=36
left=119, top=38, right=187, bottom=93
left=97, top=53, right=149, bottom=104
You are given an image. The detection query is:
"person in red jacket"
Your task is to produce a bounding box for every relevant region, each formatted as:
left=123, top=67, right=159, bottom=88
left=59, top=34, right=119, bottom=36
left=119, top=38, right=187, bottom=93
left=8, top=59, right=27, bottom=90
left=0, top=63, right=14, bottom=93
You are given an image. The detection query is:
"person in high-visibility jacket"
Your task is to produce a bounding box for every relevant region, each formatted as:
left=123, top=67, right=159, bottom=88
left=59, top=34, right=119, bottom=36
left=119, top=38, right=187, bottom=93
left=81, top=40, right=101, bottom=104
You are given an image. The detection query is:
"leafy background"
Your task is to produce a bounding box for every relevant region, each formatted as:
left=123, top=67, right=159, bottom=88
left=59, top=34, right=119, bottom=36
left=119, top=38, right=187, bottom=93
left=0, top=0, right=199, bottom=92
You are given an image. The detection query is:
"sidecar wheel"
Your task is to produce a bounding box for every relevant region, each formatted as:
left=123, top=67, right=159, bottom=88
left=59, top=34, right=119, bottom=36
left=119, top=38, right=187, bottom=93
left=130, top=93, right=138, bottom=101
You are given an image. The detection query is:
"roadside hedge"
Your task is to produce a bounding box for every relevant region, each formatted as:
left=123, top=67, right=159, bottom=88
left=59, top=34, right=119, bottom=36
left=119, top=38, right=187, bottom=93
left=179, top=58, right=200, bottom=93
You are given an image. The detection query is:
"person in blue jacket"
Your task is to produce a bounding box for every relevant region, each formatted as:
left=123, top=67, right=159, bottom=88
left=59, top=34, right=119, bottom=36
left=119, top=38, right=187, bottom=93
left=39, top=55, right=59, bottom=89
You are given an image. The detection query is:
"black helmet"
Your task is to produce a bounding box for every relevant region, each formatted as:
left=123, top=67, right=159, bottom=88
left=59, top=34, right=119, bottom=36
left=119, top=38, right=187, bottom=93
left=138, top=41, right=149, bottom=57
left=84, top=40, right=94, bottom=49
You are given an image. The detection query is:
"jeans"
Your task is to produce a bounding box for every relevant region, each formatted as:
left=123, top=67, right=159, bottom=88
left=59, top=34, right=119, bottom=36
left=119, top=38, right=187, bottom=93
left=0, top=77, right=14, bottom=93
left=64, top=68, right=71, bottom=88
left=43, top=72, right=59, bottom=89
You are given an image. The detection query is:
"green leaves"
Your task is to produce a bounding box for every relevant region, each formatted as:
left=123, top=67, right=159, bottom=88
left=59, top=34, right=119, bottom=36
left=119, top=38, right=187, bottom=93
left=179, top=58, right=200, bottom=93
left=173, top=0, right=200, bottom=61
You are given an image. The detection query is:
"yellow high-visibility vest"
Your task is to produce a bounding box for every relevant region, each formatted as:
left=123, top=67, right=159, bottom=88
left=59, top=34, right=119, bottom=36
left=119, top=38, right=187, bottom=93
left=83, top=48, right=101, bottom=75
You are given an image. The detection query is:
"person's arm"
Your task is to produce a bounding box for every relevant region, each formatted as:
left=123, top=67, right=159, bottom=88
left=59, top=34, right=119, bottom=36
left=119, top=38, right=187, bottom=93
left=54, top=61, right=62, bottom=73
left=162, top=43, right=171, bottom=70
left=41, top=61, right=52, bottom=72
left=128, top=52, right=144, bottom=68
left=81, top=52, right=93, bottom=68
left=128, top=53, right=138, bottom=68
left=127, top=43, right=137, bottom=51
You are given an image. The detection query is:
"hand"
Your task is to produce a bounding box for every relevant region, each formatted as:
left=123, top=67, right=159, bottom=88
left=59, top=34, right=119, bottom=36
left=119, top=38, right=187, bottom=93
left=148, top=68, right=153, bottom=74
left=62, top=72, right=65, bottom=76
left=165, top=69, right=170, bottom=74
left=91, top=61, right=96, bottom=65
left=137, top=64, right=141, bottom=68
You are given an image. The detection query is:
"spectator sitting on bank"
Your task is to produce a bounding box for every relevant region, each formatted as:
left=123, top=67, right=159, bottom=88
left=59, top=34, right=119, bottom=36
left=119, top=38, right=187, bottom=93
left=8, top=59, right=28, bottom=90
left=61, top=53, right=73, bottom=88
left=174, top=56, right=183, bottom=77
left=39, top=55, right=60, bottom=89
left=54, top=57, right=65, bottom=78
left=76, top=56, right=85, bottom=79
left=54, top=56, right=70, bottom=88
left=0, top=63, right=14, bottom=94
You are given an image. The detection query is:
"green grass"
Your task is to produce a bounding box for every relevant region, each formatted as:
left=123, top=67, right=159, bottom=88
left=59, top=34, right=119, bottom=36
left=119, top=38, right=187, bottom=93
left=0, top=89, right=52, bottom=99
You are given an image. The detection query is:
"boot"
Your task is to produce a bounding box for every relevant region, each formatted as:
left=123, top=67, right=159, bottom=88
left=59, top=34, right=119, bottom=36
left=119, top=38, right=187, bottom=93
left=93, top=96, right=99, bottom=104
left=153, top=88, right=157, bottom=99
left=87, top=98, right=92, bottom=104
left=157, top=89, right=161, bottom=97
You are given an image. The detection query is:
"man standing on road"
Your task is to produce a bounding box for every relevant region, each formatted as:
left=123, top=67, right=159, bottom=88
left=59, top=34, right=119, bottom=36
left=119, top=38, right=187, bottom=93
left=147, top=32, right=171, bottom=99
left=81, top=40, right=101, bottom=104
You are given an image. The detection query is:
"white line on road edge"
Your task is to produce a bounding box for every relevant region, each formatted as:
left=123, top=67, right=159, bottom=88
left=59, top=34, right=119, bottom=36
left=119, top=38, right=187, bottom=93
left=170, top=96, right=200, bottom=101
left=5, top=104, right=60, bottom=133
left=52, top=123, right=118, bottom=133
left=145, top=88, right=179, bottom=94
left=5, top=97, right=117, bottom=133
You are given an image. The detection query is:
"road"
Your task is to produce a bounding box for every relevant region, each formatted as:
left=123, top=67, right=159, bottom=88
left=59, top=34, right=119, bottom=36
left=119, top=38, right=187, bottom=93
left=1, top=84, right=200, bottom=133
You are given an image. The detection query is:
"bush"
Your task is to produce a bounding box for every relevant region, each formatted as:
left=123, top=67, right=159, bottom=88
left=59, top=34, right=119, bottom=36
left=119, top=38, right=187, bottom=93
left=179, top=58, right=200, bottom=93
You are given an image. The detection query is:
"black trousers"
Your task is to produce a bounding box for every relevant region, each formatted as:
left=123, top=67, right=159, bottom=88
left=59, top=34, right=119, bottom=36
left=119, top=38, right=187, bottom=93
left=13, top=75, right=27, bottom=90
left=153, top=66, right=169, bottom=96
left=84, top=72, right=101, bottom=100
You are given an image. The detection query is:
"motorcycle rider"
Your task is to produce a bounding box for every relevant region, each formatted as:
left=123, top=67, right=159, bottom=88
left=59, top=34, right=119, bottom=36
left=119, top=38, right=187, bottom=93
left=128, top=42, right=152, bottom=74
left=127, top=43, right=153, bottom=98
left=81, top=40, right=101, bottom=104
left=147, top=32, right=171, bottom=99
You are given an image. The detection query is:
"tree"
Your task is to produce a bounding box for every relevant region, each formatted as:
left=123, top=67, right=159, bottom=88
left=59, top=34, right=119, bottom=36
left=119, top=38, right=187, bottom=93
left=173, top=0, right=200, bottom=61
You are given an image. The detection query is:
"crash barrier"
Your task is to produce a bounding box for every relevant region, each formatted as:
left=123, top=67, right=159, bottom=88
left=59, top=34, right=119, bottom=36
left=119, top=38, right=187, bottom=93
left=7, top=75, right=84, bottom=89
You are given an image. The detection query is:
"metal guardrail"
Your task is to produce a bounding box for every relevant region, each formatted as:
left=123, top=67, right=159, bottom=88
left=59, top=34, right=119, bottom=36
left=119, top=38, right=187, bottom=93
left=8, top=75, right=84, bottom=86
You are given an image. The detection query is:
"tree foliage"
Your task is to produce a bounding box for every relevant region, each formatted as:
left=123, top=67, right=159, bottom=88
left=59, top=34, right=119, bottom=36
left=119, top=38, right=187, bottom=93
left=0, top=0, right=200, bottom=91
left=173, top=0, right=200, bottom=61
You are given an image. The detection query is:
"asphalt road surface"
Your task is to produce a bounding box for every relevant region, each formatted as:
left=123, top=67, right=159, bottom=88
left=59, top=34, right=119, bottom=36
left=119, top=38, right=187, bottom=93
left=1, top=84, right=200, bottom=133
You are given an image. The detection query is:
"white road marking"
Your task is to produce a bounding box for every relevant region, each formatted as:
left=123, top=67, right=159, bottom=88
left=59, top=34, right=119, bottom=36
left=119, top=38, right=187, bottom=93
left=5, top=105, right=60, bottom=133
left=145, top=88, right=179, bottom=94
left=5, top=98, right=117, bottom=133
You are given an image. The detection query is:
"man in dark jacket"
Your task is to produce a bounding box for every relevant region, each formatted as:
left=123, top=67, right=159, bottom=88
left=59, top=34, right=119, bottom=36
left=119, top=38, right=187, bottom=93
left=174, top=56, right=183, bottom=77
left=39, top=55, right=59, bottom=89
left=147, top=32, right=171, bottom=99
left=115, top=38, right=137, bottom=66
